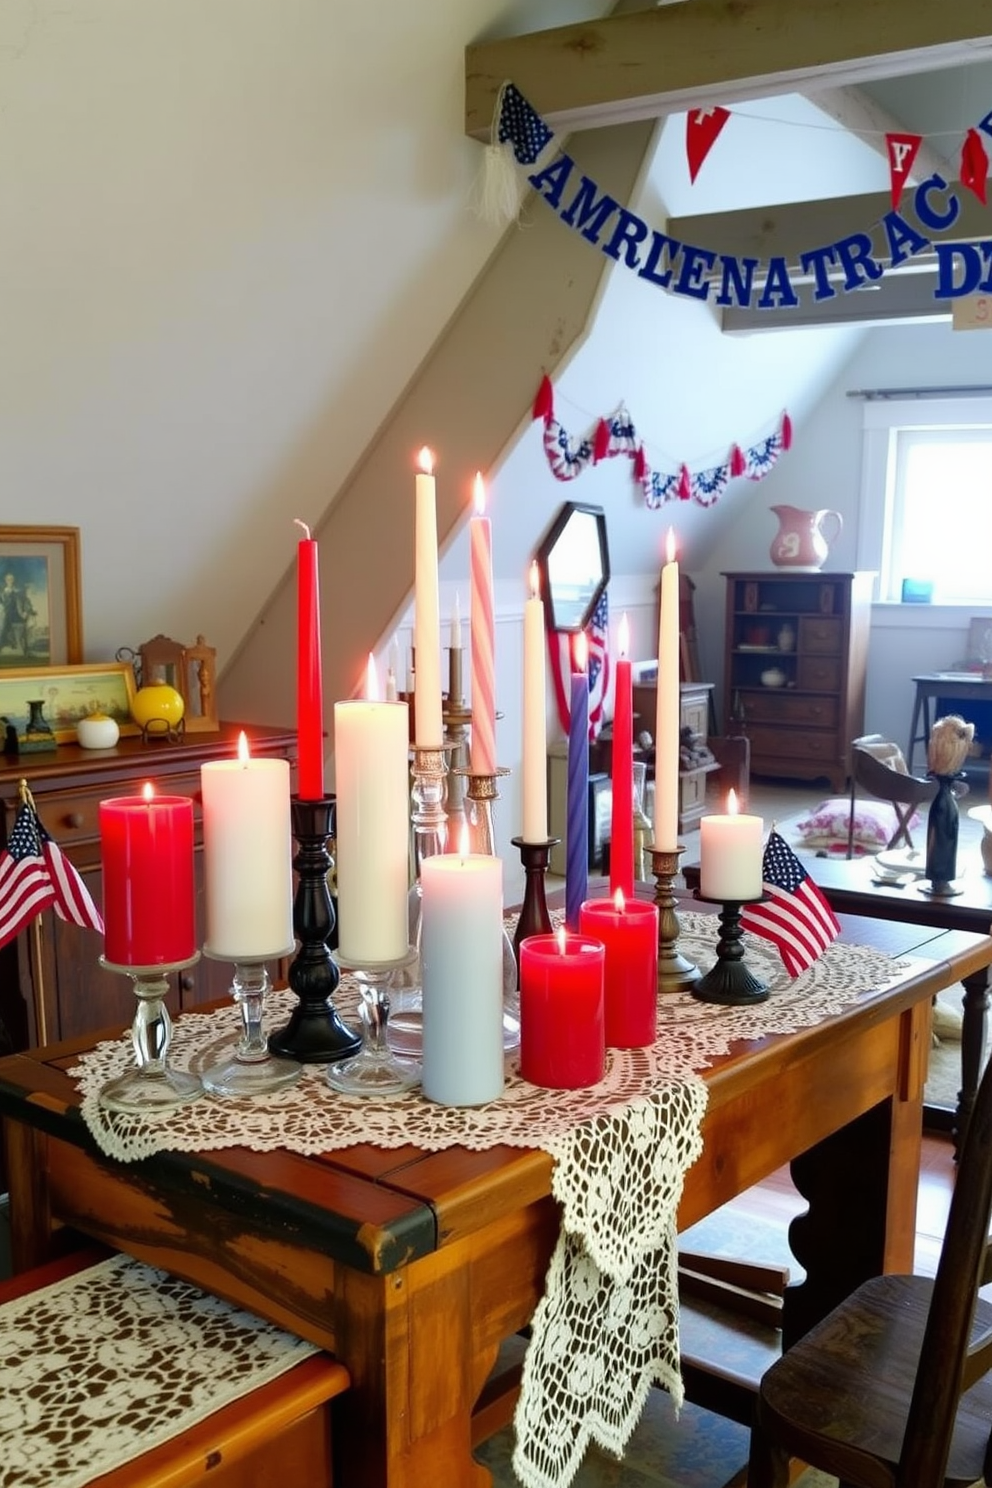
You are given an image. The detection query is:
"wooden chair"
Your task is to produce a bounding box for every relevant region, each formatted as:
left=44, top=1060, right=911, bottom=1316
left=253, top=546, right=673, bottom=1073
left=846, top=733, right=939, bottom=857
left=747, top=1047, right=992, bottom=1488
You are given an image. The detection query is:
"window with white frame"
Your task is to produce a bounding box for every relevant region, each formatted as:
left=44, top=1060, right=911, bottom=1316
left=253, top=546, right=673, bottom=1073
left=858, top=396, right=992, bottom=605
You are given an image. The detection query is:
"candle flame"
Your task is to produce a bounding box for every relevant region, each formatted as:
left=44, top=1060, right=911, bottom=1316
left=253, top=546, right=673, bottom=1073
left=142, top=782, right=155, bottom=803
left=614, top=887, right=626, bottom=913
left=618, top=612, right=630, bottom=659
left=237, top=730, right=251, bottom=765
left=529, top=560, right=540, bottom=600
left=458, top=823, right=470, bottom=860
left=417, top=446, right=434, bottom=476
left=556, top=926, right=567, bottom=955
left=572, top=630, right=588, bottom=673
left=665, top=527, right=677, bottom=565
left=727, top=788, right=739, bottom=816
left=366, top=652, right=380, bottom=702
left=293, top=517, right=312, bottom=540
left=473, top=471, right=486, bottom=515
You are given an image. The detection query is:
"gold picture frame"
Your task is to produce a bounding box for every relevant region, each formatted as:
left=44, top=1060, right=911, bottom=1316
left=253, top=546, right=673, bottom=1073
left=0, top=525, right=83, bottom=668
left=0, top=661, right=138, bottom=744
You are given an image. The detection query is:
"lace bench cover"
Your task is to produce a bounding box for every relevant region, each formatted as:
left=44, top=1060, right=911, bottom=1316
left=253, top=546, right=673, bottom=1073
left=0, top=1254, right=317, bottom=1488
left=71, top=915, right=902, bottom=1488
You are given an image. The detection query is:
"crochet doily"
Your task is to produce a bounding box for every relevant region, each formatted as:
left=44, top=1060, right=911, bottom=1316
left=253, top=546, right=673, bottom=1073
left=70, top=916, right=903, bottom=1488
left=0, top=1254, right=316, bottom=1488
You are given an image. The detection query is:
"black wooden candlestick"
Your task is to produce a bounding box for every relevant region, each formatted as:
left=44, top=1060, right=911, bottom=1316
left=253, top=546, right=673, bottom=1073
left=692, top=894, right=769, bottom=1006
left=511, top=837, right=558, bottom=976
left=267, top=796, right=361, bottom=1064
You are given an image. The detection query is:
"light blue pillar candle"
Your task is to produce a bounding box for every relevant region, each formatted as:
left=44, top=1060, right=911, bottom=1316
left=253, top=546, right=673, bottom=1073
left=565, top=643, right=589, bottom=931
left=421, top=851, right=505, bottom=1106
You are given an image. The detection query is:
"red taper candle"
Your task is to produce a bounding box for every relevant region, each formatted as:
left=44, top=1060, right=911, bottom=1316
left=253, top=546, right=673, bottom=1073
left=609, top=613, right=634, bottom=897
left=295, top=519, right=324, bottom=800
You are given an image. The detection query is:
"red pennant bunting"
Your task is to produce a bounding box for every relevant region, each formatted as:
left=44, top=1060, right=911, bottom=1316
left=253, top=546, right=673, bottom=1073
left=686, top=107, right=731, bottom=184
left=960, top=128, right=989, bottom=205
left=678, top=464, right=692, bottom=501
left=593, top=418, right=611, bottom=463
left=885, top=133, right=922, bottom=210
left=781, top=412, right=792, bottom=450
left=532, top=374, right=554, bottom=424
left=633, top=444, right=647, bottom=481
left=730, top=444, right=746, bottom=477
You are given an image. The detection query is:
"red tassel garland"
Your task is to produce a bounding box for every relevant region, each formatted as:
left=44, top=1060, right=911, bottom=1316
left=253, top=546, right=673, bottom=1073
left=593, top=418, right=611, bottom=463
left=533, top=374, right=554, bottom=424
left=730, top=444, right=746, bottom=477
left=633, top=444, right=647, bottom=481
left=960, top=129, right=989, bottom=204
left=781, top=413, right=793, bottom=450
left=678, top=464, right=692, bottom=501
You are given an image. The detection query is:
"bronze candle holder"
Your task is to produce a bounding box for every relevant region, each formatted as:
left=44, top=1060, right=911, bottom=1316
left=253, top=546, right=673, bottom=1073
left=511, top=836, right=558, bottom=973
left=267, top=796, right=361, bottom=1064
left=650, top=846, right=700, bottom=994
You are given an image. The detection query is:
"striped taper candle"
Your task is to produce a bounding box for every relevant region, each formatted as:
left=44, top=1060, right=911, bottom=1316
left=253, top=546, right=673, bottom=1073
left=565, top=632, right=589, bottom=931
left=470, top=472, right=497, bottom=775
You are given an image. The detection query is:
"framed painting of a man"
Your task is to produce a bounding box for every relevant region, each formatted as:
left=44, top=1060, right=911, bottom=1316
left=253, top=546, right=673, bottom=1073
left=0, top=526, right=83, bottom=668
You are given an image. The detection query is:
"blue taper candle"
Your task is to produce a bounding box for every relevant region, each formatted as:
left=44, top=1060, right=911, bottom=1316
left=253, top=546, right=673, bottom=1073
left=565, top=634, right=589, bottom=931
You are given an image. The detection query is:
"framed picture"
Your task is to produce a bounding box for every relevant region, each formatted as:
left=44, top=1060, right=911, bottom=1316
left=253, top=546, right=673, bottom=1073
left=0, top=662, right=138, bottom=744
left=588, top=772, right=613, bottom=872
left=966, top=616, right=992, bottom=668
left=0, top=526, right=83, bottom=669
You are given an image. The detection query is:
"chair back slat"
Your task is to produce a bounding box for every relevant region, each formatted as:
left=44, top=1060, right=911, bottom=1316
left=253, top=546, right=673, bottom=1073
left=899, top=1050, right=992, bottom=1484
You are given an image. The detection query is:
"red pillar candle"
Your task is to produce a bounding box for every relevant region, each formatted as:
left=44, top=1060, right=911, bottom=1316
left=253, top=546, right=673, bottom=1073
left=579, top=891, right=659, bottom=1048
left=295, top=519, right=324, bottom=800
left=100, top=787, right=195, bottom=967
left=609, top=613, right=634, bottom=898
left=519, top=929, right=605, bottom=1089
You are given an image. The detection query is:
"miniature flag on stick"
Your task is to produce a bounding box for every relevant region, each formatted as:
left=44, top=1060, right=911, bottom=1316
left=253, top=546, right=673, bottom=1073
left=741, top=830, right=839, bottom=978
left=0, top=780, right=104, bottom=950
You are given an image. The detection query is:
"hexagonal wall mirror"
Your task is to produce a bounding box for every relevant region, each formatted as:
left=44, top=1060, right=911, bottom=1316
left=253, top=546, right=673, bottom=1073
left=534, top=503, right=610, bottom=633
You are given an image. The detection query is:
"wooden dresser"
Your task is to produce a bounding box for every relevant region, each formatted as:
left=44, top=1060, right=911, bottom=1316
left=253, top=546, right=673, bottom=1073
left=722, top=571, right=873, bottom=793
left=0, top=722, right=297, bottom=1052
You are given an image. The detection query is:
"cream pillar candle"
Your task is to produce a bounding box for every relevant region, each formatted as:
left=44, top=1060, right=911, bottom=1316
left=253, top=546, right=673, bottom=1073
left=521, top=561, right=548, bottom=842
left=414, top=446, right=443, bottom=747
left=420, top=843, right=504, bottom=1107
left=699, top=790, right=764, bottom=901
left=653, top=528, right=680, bottom=850
left=200, top=734, right=294, bottom=960
left=334, top=657, right=411, bottom=965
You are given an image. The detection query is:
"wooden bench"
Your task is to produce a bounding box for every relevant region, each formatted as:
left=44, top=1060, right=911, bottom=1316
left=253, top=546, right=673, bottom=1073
left=1, top=1247, right=350, bottom=1488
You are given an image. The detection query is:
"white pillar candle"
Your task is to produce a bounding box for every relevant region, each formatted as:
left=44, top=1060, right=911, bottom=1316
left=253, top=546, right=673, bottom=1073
left=414, top=447, right=443, bottom=747
left=201, top=733, right=294, bottom=960
left=522, top=561, right=548, bottom=842
left=420, top=846, right=504, bottom=1106
left=653, top=527, right=680, bottom=850
left=699, top=790, right=764, bottom=901
left=334, top=657, right=411, bottom=965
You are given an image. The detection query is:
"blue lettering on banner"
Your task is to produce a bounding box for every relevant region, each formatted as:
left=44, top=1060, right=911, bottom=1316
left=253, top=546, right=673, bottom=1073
left=799, top=244, right=839, bottom=301
left=527, top=153, right=574, bottom=209
left=914, top=174, right=960, bottom=233
left=880, top=211, right=930, bottom=266
left=757, top=257, right=800, bottom=309
left=714, top=255, right=759, bottom=307
left=833, top=233, right=884, bottom=291
left=603, top=208, right=650, bottom=265
left=674, top=243, right=717, bottom=299
left=560, top=176, right=619, bottom=243
left=934, top=242, right=992, bottom=298
left=638, top=230, right=680, bottom=287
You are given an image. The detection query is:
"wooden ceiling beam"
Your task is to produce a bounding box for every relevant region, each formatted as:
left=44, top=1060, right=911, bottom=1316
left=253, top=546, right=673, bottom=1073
left=465, top=0, right=992, bottom=139
left=668, top=191, right=992, bottom=264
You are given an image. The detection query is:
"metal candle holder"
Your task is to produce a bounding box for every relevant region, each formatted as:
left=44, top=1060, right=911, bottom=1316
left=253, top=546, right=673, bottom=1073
left=511, top=837, right=557, bottom=973
left=692, top=892, right=769, bottom=1006
left=442, top=647, right=472, bottom=843
left=459, top=767, right=511, bottom=856
left=267, top=796, right=361, bottom=1064
left=97, top=953, right=204, bottom=1112
left=650, top=846, right=700, bottom=994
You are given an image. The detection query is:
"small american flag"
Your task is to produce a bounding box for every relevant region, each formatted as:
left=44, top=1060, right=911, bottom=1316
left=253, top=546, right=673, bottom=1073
left=547, top=589, right=611, bottom=743
left=741, top=830, right=840, bottom=978
left=0, top=783, right=104, bottom=951
left=497, top=83, right=555, bottom=166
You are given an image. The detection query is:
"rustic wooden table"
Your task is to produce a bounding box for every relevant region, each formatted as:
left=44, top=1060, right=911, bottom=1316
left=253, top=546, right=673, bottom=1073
left=0, top=912, right=988, bottom=1488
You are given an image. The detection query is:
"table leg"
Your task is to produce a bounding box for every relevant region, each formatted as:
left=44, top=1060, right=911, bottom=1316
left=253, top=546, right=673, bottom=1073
left=3, top=1118, right=56, bottom=1273
left=956, top=966, right=990, bottom=1158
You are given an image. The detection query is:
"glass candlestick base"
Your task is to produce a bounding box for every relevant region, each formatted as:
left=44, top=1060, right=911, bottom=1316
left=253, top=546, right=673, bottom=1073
left=97, top=954, right=204, bottom=1113
left=200, top=951, right=302, bottom=1097
left=326, top=949, right=421, bottom=1096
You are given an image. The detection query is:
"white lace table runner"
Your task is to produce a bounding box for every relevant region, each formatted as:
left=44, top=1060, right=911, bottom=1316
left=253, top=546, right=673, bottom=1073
left=0, top=1254, right=317, bottom=1488
left=69, top=916, right=903, bottom=1488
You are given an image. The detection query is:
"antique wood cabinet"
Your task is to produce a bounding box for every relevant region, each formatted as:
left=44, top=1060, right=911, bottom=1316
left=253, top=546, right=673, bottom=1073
left=0, top=723, right=297, bottom=1052
left=722, top=571, right=873, bottom=793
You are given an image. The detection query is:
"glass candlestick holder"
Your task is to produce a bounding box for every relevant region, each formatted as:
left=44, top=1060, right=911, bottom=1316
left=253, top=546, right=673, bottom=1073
left=691, top=892, right=769, bottom=1006
left=387, top=744, right=450, bottom=1055
left=460, top=767, right=519, bottom=1046
left=97, top=953, right=204, bottom=1113
left=326, top=949, right=420, bottom=1096
left=200, top=950, right=302, bottom=1097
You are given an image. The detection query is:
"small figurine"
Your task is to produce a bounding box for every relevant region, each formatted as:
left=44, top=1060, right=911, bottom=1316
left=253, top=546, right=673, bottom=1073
left=1, top=716, right=18, bottom=756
